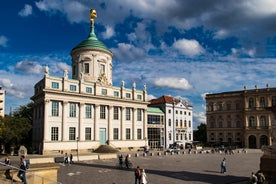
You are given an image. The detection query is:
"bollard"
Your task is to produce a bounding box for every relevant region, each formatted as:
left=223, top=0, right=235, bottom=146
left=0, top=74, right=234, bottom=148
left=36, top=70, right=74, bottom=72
left=135, top=153, right=139, bottom=157
left=157, top=152, right=161, bottom=156
left=143, top=153, right=147, bottom=157
left=150, top=152, right=154, bottom=156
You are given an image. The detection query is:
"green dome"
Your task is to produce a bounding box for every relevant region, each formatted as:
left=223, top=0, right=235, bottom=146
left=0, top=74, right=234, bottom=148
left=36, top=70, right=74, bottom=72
left=71, top=28, right=112, bottom=56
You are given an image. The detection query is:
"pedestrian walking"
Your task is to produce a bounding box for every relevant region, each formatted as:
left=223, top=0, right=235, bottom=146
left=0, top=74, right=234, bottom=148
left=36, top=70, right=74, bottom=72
left=134, top=166, right=141, bottom=184
left=250, top=172, right=258, bottom=184
left=69, top=153, right=73, bottom=164
left=64, top=153, right=69, bottom=164
left=4, top=155, right=11, bottom=179
left=256, top=171, right=265, bottom=184
left=140, top=169, right=148, bottom=184
left=220, top=158, right=226, bottom=174
left=125, top=154, right=129, bottom=169
left=17, top=155, right=27, bottom=184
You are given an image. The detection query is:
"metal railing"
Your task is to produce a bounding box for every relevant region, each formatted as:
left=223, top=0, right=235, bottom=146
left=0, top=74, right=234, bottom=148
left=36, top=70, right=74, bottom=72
left=0, top=161, right=62, bottom=184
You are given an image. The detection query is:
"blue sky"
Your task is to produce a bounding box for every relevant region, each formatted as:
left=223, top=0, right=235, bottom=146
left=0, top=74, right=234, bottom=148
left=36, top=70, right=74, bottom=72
left=1, top=0, right=276, bottom=129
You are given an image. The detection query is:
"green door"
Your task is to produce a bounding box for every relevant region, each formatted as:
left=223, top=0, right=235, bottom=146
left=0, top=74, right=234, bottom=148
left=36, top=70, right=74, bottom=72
left=99, top=128, right=106, bottom=145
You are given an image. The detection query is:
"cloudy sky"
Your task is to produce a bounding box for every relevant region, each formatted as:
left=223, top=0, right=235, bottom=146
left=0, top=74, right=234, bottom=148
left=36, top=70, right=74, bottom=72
left=1, top=0, right=276, bottom=129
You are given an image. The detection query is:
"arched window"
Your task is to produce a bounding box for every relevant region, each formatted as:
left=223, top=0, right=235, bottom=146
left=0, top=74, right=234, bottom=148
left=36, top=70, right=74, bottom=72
left=260, top=97, right=265, bottom=108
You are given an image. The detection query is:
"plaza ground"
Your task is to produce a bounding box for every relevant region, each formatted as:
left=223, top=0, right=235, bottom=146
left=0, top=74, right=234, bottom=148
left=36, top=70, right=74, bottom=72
left=57, top=149, right=263, bottom=184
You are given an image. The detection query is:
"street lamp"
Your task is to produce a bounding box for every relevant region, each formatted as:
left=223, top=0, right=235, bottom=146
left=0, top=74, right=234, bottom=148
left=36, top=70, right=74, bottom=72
left=76, top=137, right=79, bottom=162
left=172, top=99, right=175, bottom=143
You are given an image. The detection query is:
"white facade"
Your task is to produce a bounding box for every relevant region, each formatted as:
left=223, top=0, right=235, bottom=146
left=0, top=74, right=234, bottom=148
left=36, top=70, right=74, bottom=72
left=31, top=10, right=148, bottom=155
left=0, top=87, right=5, bottom=117
left=149, top=96, right=193, bottom=148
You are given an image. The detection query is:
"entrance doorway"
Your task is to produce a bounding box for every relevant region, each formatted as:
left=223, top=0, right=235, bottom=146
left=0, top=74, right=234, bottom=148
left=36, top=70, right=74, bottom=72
left=248, top=135, right=256, bottom=148
left=99, top=128, right=106, bottom=145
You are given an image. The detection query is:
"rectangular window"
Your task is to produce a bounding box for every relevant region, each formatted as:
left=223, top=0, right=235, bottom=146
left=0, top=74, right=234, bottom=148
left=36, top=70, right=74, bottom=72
left=126, top=93, right=131, bottom=98
left=113, top=128, right=119, bottom=140
left=100, top=64, right=105, bottom=74
left=85, top=128, right=91, bottom=140
left=52, top=82, right=59, bottom=89
left=126, top=128, right=131, bottom=140
left=69, top=127, right=76, bottom=140
left=100, top=105, right=106, bottom=119
left=169, top=133, right=171, bottom=141
left=69, top=103, right=77, bottom=117
left=113, top=106, right=119, bottom=120
left=86, top=87, right=92, bottom=93
left=70, top=85, right=77, bottom=91
left=84, top=63, right=89, bottom=73
left=85, top=104, right=92, bottom=118
left=137, top=129, right=142, bottom=140
left=114, top=91, right=119, bottom=97
left=51, top=101, right=59, bottom=116
left=227, top=121, right=231, bottom=128
left=137, top=109, right=142, bottom=121
left=272, top=96, right=276, bottom=107
left=102, top=89, right=107, bottom=95
left=137, top=94, right=142, bottom=99
left=51, top=127, right=58, bottom=141
left=126, top=107, right=131, bottom=120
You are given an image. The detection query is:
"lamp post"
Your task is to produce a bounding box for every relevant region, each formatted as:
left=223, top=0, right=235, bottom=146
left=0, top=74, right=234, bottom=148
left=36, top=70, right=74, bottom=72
left=172, top=99, right=175, bottom=143
left=76, top=137, right=79, bottom=162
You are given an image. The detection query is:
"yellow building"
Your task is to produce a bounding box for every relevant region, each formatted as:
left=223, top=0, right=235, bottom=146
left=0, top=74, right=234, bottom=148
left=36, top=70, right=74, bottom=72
left=206, top=85, right=274, bottom=148
left=31, top=10, right=148, bottom=155
left=0, top=87, right=5, bottom=117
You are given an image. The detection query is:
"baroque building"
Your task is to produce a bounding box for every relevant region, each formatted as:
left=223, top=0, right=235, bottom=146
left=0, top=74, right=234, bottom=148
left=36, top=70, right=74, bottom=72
left=149, top=95, right=193, bottom=148
left=0, top=87, right=5, bottom=117
left=31, top=10, right=148, bottom=155
left=206, top=85, right=274, bottom=148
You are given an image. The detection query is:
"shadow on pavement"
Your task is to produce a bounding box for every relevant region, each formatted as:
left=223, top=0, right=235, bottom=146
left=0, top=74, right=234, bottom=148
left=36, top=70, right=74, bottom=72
left=73, top=162, right=249, bottom=184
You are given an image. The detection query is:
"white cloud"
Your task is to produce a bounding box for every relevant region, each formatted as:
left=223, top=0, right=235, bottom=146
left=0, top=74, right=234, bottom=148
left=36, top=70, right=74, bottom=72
left=18, top=4, right=33, bottom=17
left=200, top=93, right=209, bottom=100
left=0, top=78, right=26, bottom=98
left=147, top=94, right=156, bottom=101
left=15, top=60, right=43, bottom=74
left=102, top=26, right=115, bottom=39
left=214, top=29, right=229, bottom=39
left=0, top=36, right=8, bottom=47
left=111, top=43, right=145, bottom=62
left=193, top=111, right=206, bottom=125
left=154, top=77, right=192, bottom=90
left=173, top=39, right=205, bottom=57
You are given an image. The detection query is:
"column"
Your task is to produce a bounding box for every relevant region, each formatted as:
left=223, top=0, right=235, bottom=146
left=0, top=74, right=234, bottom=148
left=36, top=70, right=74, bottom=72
left=94, top=104, right=99, bottom=141
left=62, top=101, right=68, bottom=141
left=121, top=107, right=125, bottom=140
left=108, top=106, right=113, bottom=141
left=132, top=108, right=136, bottom=140
left=143, top=108, right=148, bottom=144
left=44, top=99, right=50, bottom=141
left=268, top=114, right=273, bottom=145
left=79, top=103, right=84, bottom=140
left=256, top=114, right=259, bottom=128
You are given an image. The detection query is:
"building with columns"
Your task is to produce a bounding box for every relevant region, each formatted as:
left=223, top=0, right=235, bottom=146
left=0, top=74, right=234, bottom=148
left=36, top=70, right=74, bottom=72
left=31, top=9, right=148, bottom=155
left=206, top=85, right=274, bottom=148
left=0, top=87, right=5, bottom=117
left=149, top=96, right=193, bottom=148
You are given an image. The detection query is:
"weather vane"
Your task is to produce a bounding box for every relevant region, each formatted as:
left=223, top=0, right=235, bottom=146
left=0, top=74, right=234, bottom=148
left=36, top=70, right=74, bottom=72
left=90, top=9, right=97, bottom=28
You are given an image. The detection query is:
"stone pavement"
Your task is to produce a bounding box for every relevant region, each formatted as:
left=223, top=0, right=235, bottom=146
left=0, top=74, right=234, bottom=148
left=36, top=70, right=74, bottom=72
left=57, top=149, right=263, bottom=184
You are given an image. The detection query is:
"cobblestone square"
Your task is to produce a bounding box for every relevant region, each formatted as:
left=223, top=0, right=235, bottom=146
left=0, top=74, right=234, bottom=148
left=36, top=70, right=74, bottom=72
left=58, top=150, right=262, bottom=184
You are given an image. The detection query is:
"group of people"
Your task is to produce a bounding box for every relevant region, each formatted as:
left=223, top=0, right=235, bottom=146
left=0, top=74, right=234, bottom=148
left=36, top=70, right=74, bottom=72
left=250, top=171, right=266, bottom=184
left=118, top=154, right=131, bottom=168
left=64, top=153, right=74, bottom=164
left=135, top=166, right=148, bottom=184
left=4, top=155, right=28, bottom=184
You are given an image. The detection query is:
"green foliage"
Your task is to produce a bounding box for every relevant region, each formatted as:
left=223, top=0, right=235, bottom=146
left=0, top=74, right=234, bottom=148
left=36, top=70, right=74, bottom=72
left=193, top=123, right=207, bottom=143
left=0, top=102, right=33, bottom=152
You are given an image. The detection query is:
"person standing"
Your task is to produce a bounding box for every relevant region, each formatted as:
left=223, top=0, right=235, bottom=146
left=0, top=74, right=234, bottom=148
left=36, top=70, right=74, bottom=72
left=125, top=154, right=129, bottom=169
left=257, top=171, right=265, bottom=184
left=69, top=153, right=73, bottom=164
left=220, top=158, right=226, bottom=174
left=134, top=166, right=141, bottom=184
left=17, top=155, right=27, bottom=184
left=250, top=172, right=258, bottom=184
left=4, top=155, right=11, bottom=179
left=140, top=169, right=148, bottom=184
left=64, top=153, right=69, bottom=164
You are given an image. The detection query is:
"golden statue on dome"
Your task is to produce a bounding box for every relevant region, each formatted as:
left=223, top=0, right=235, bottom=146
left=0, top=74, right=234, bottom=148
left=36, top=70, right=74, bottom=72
left=90, top=9, right=97, bottom=27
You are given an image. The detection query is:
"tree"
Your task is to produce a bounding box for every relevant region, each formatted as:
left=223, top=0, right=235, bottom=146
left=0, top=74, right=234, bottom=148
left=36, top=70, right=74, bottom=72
left=0, top=102, right=33, bottom=153
left=193, top=123, right=207, bottom=144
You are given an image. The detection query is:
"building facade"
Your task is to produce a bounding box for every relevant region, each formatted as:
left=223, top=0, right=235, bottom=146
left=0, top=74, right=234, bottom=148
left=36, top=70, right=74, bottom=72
left=31, top=10, right=148, bottom=155
left=206, top=85, right=275, bottom=148
left=0, top=87, right=5, bottom=117
left=149, top=96, right=193, bottom=148
left=147, top=107, right=165, bottom=149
